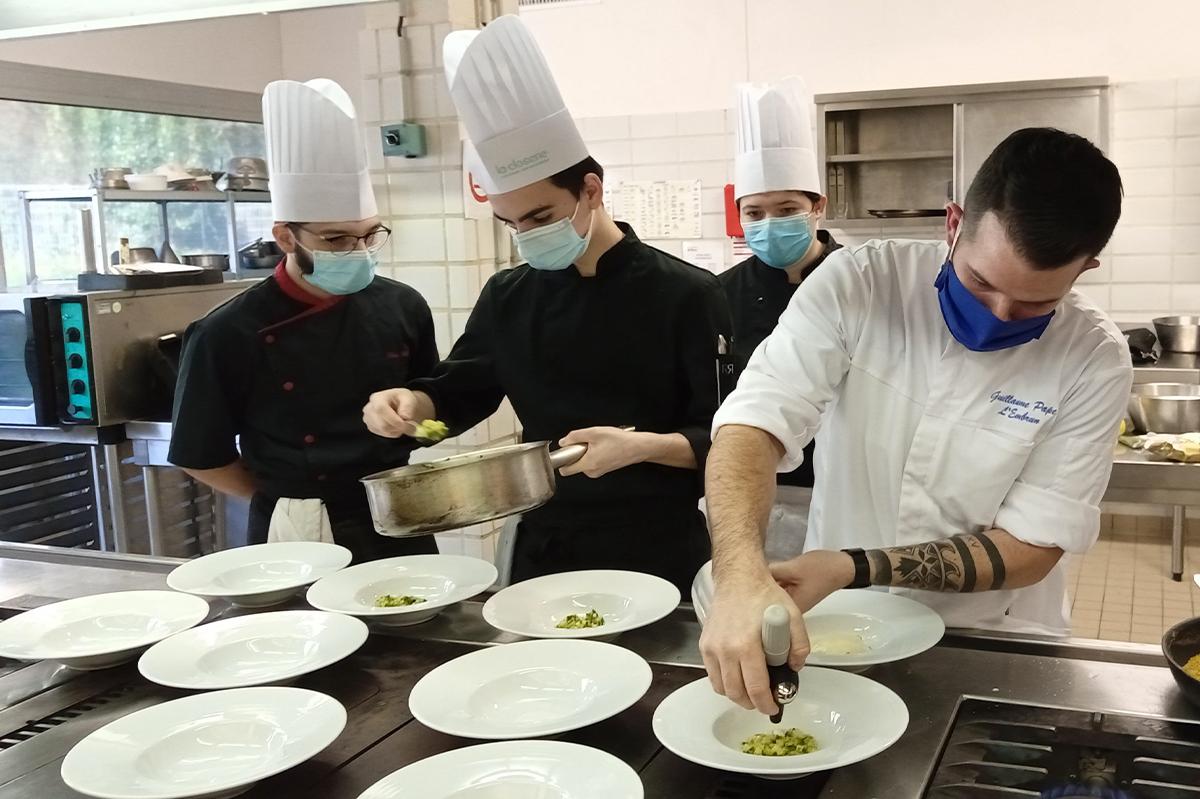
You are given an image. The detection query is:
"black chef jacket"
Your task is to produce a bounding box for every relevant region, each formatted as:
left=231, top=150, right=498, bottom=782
left=408, top=223, right=732, bottom=592
left=718, top=230, right=842, bottom=489
left=168, top=262, right=438, bottom=561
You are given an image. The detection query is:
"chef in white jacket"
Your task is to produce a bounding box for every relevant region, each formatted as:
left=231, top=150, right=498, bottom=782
left=700, top=127, right=1132, bottom=715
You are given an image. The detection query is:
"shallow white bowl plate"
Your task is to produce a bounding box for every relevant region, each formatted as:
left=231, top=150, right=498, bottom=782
left=139, top=610, right=368, bottom=690
left=167, top=542, right=351, bottom=608
left=356, top=740, right=643, bottom=799
left=0, top=591, right=209, bottom=670
left=306, top=554, right=497, bottom=626
left=803, top=589, right=945, bottom=668
left=61, top=686, right=345, bottom=799
left=482, top=569, right=680, bottom=639
left=410, top=639, right=652, bottom=740
left=653, top=670, right=908, bottom=779
left=690, top=560, right=715, bottom=627
left=691, top=561, right=945, bottom=668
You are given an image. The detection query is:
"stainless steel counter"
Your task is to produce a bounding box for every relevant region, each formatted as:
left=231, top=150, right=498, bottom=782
left=0, top=545, right=1191, bottom=799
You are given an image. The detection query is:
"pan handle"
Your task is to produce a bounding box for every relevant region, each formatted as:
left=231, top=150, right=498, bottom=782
left=549, top=444, right=587, bottom=469
left=547, top=425, right=637, bottom=470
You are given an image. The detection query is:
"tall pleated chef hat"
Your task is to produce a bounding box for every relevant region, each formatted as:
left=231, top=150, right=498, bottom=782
left=734, top=77, right=822, bottom=201
left=262, top=78, right=378, bottom=222
left=443, top=15, right=589, bottom=196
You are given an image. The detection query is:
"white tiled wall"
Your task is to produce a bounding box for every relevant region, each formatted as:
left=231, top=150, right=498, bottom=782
left=359, top=0, right=518, bottom=560
left=1078, top=78, right=1200, bottom=323
left=578, top=110, right=734, bottom=268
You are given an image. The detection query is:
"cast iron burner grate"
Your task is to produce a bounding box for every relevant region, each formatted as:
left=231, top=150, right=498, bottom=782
left=923, top=699, right=1200, bottom=798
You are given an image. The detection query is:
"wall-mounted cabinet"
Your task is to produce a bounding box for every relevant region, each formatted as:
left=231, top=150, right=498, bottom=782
left=816, top=78, right=1109, bottom=228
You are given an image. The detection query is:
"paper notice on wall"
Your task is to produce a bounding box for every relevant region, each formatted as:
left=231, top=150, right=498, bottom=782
left=682, top=240, right=726, bottom=274
left=607, top=179, right=702, bottom=239
left=730, top=238, right=752, bottom=262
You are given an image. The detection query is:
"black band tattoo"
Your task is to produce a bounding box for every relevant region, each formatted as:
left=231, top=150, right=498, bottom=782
left=950, top=535, right=977, bottom=593
left=866, top=548, right=892, bottom=587
left=971, top=532, right=1007, bottom=590
left=888, top=540, right=965, bottom=591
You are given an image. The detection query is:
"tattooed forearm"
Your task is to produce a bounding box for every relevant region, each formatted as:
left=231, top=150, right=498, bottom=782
left=866, top=532, right=1009, bottom=593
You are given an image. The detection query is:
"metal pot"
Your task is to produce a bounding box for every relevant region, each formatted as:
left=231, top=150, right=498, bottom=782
left=110, top=247, right=157, bottom=265
left=362, top=441, right=588, bottom=537
left=225, top=156, right=269, bottom=179
left=90, top=167, right=131, bottom=189
left=1128, top=382, right=1200, bottom=433
left=182, top=253, right=230, bottom=271
left=1154, top=316, right=1200, bottom=353
left=238, top=239, right=283, bottom=271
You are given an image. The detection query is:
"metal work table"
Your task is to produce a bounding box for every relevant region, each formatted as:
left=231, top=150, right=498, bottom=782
left=0, top=544, right=1193, bottom=799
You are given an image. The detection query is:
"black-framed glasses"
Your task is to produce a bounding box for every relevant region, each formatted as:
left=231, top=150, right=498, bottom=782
left=291, top=223, right=391, bottom=255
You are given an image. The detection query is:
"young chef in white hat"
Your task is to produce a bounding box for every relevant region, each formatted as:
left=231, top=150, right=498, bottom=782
left=699, top=127, right=1132, bottom=716
left=170, top=78, right=439, bottom=561
left=718, top=77, right=841, bottom=561
left=362, top=15, right=732, bottom=593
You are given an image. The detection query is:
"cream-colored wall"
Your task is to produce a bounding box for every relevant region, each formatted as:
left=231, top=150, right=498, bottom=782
left=0, top=4, right=372, bottom=95
left=522, top=0, right=1200, bottom=118
left=0, top=15, right=284, bottom=92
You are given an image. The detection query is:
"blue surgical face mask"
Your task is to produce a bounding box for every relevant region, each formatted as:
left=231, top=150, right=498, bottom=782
left=297, top=242, right=376, bottom=295
left=742, top=213, right=814, bottom=269
left=513, top=202, right=592, bottom=271
left=934, top=255, right=1055, bottom=352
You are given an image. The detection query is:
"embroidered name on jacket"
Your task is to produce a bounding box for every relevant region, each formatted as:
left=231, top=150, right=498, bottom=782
left=990, top=391, right=1058, bottom=425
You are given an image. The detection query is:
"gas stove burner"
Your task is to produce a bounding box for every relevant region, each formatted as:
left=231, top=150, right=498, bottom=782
left=923, top=700, right=1200, bottom=798
left=1042, top=786, right=1133, bottom=799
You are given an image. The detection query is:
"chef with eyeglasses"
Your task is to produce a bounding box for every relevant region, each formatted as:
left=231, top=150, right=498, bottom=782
left=715, top=77, right=842, bottom=561
left=362, top=16, right=731, bottom=593
left=169, top=78, right=439, bottom=561
left=700, top=127, right=1132, bottom=716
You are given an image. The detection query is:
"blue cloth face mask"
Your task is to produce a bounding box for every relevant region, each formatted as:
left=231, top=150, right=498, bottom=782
left=513, top=202, right=592, bottom=271
left=934, top=259, right=1055, bottom=352
left=297, top=243, right=376, bottom=295
left=742, top=213, right=814, bottom=269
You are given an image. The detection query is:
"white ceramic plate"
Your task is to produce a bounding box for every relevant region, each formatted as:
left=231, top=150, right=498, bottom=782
left=306, top=555, right=497, bottom=625
left=482, top=569, right=680, bottom=639
left=409, top=639, right=652, bottom=740
left=653, top=670, right=908, bottom=779
left=167, top=542, right=351, bottom=608
left=803, top=589, right=945, bottom=667
left=138, top=610, right=368, bottom=690
left=61, top=686, right=346, bottom=799
left=691, top=561, right=945, bottom=667
left=0, top=591, right=209, bottom=670
left=356, top=740, right=643, bottom=799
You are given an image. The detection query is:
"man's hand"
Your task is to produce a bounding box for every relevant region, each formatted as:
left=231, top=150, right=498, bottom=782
left=363, top=388, right=435, bottom=439
left=769, top=550, right=855, bottom=614
left=557, top=427, right=648, bottom=478
left=698, top=569, right=811, bottom=715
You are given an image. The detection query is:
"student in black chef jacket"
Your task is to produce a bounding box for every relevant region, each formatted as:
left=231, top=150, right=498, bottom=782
left=364, top=158, right=730, bottom=593
left=168, top=77, right=438, bottom=562
left=366, top=17, right=730, bottom=592
left=715, top=76, right=843, bottom=560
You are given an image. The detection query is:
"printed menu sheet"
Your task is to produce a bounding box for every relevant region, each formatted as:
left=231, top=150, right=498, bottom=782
left=604, top=179, right=702, bottom=239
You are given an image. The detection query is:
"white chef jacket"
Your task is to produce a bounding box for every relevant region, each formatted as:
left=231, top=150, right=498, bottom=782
left=713, top=239, right=1133, bottom=635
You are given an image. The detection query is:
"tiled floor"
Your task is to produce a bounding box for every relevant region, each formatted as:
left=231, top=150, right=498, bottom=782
left=1067, top=514, right=1200, bottom=644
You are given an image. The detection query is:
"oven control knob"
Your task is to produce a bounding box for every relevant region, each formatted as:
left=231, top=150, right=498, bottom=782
left=66, top=327, right=82, bottom=343
left=71, top=379, right=86, bottom=395
left=68, top=354, right=84, bottom=369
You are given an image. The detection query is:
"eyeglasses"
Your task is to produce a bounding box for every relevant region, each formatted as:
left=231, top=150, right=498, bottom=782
left=291, top=224, right=391, bottom=255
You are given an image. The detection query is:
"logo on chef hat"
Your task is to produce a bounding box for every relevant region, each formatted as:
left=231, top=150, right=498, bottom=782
left=495, top=150, right=550, bottom=177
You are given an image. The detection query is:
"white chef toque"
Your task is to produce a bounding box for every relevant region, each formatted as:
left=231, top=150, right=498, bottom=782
left=443, top=15, right=589, bottom=196
left=733, top=77, right=822, bottom=201
left=262, top=78, right=378, bottom=222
